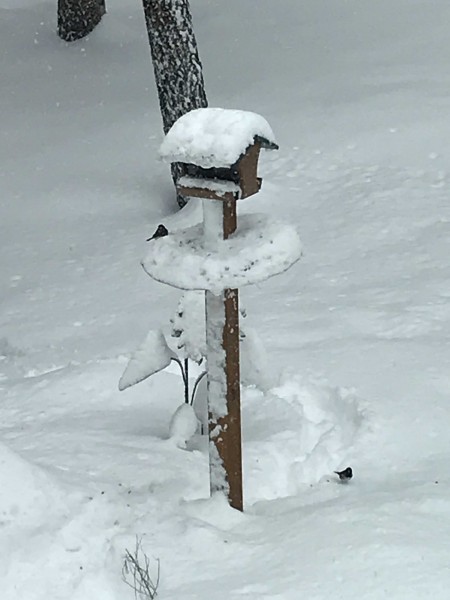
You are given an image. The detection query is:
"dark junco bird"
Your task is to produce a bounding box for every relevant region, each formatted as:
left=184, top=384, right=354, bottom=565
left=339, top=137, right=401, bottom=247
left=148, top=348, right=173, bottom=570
left=334, top=467, right=353, bottom=482
left=147, top=224, right=168, bottom=241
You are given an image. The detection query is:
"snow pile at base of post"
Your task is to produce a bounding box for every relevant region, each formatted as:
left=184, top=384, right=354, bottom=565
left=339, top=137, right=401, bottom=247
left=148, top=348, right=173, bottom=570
left=242, top=375, right=366, bottom=502
left=159, top=108, right=277, bottom=168
left=209, top=440, right=229, bottom=495
left=169, top=403, right=199, bottom=448
left=142, top=214, right=302, bottom=293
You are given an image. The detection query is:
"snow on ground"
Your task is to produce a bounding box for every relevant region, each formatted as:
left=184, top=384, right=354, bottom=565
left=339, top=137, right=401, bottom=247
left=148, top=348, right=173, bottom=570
left=2, top=0, right=450, bottom=598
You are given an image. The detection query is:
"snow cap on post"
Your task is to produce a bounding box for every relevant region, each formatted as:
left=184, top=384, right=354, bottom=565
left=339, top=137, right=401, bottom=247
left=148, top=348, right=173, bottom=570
left=159, top=108, right=278, bottom=168
left=142, top=214, right=302, bottom=294
left=160, top=108, right=278, bottom=201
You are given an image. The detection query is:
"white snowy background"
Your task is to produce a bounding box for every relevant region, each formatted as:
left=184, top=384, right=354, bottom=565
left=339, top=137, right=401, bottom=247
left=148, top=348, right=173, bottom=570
left=2, top=1, right=450, bottom=598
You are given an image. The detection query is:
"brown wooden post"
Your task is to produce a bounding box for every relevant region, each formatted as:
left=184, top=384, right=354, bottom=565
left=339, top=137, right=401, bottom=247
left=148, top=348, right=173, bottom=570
left=220, top=285, right=242, bottom=510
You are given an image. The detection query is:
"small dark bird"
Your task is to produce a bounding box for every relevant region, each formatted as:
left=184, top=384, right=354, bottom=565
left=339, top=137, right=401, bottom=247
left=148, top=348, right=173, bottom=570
left=147, top=224, right=168, bottom=242
left=334, top=467, right=353, bottom=482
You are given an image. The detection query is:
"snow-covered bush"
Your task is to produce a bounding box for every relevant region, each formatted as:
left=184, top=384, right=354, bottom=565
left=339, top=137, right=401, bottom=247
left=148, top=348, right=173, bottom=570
left=170, top=290, right=206, bottom=364
left=119, top=292, right=206, bottom=406
left=168, top=291, right=208, bottom=406
left=119, top=291, right=273, bottom=434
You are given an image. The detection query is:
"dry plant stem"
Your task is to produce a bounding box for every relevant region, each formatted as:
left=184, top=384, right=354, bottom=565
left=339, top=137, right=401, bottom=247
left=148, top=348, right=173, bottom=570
left=184, top=358, right=189, bottom=404
left=122, top=537, right=160, bottom=600
left=191, top=370, right=207, bottom=406
left=171, top=357, right=206, bottom=406
left=171, top=357, right=189, bottom=403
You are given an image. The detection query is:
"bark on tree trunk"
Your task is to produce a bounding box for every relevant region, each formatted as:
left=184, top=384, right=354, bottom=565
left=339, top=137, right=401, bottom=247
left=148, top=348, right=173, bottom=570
left=58, top=0, right=105, bottom=42
left=142, top=0, right=208, bottom=208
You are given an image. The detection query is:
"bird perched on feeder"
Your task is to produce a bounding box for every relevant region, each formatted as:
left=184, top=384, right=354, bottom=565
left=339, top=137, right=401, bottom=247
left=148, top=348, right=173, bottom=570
left=334, top=467, right=353, bottom=482
left=147, top=224, right=169, bottom=241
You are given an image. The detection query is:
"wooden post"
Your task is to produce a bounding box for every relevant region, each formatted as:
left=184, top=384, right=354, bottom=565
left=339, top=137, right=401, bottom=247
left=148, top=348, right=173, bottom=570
left=204, top=194, right=243, bottom=511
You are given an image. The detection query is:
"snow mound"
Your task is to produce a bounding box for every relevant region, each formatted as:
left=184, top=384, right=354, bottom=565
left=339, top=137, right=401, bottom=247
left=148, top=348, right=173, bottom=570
left=169, top=403, right=199, bottom=448
left=243, top=376, right=365, bottom=503
left=159, top=107, right=277, bottom=168
left=142, top=213, right=302, bottom=293
left=0, top=442, right=67, bottom=525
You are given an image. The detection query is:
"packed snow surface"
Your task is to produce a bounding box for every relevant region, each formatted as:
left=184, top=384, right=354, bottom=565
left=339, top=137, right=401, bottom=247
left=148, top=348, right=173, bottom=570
left=3, top=0, right=450, bottom=599
left=142, top=214, right=302, bottom=293
left=0, top=442, right=69, bottom=525
left=159, top=107, right=277, bottom=167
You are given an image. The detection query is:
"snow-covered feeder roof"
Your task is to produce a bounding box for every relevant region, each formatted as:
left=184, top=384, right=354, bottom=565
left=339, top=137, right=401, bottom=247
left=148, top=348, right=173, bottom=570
left=142, top=214, right=302, bottom=294
left=159, top=108, right=278, bottom=169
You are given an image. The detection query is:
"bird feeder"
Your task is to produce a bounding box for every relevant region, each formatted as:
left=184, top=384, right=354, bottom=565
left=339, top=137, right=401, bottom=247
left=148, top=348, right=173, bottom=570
left=176, top=133, right=278, bottom=202
left=143, top=108, right=302, bottom=511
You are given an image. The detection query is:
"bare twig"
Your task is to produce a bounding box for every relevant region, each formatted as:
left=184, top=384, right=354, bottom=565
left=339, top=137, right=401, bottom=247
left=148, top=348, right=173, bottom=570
left=122, top=537, right=160, bottom=600
left=170, top=356, right=188, bottom=387
left=184, top=358, right=189, bottom=404
left=190, top=370, right=207, bottom=406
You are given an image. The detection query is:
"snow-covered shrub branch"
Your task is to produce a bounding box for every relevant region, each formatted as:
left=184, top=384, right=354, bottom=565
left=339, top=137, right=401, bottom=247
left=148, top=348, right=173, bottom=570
left=119, top=290, right=273, bottom=431
left=119, top=291, right=207, bottom=409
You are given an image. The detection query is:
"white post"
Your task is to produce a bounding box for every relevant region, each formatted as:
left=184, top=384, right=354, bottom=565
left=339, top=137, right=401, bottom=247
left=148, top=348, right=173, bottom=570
left=203, top=199, right=228, bottom=494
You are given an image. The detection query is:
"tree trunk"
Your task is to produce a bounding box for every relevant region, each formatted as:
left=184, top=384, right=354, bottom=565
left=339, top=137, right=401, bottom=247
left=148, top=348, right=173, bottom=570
left=142, top=0, right=208, bottom=208
left=58, top=0, right=105, bottom=42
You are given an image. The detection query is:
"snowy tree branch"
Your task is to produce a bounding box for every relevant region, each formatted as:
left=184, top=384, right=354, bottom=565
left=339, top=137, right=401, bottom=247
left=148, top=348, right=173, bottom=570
left=170, top=356, right=188, bottom=387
